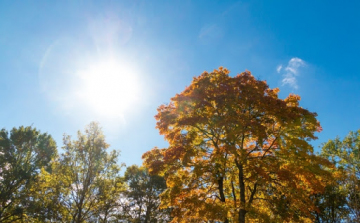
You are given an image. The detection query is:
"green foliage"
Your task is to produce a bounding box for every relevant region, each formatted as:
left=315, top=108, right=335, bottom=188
left=312, top=184, right=348, bottom=223
left=0, top=122, right=171, bottom=223
left=31, top=122, right=124, bottom=223
left=0, top=126, right=57, bottom=222
left=320, top=130, right=360, bottom=222
left=121, top=165, right=170, bottom=222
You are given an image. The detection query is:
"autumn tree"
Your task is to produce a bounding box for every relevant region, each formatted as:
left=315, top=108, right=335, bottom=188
left=143, top=68, right=332, bottom=223
left=120, top=165, right=170, bottom=222
left=0, top=126, right=57, bottom=222
left=320, top=130, right=360, bottom=222
left=32, top=122, right=124, bottom=222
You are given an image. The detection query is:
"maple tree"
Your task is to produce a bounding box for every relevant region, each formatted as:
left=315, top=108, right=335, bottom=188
left=143, top=67, right=332, bottom=222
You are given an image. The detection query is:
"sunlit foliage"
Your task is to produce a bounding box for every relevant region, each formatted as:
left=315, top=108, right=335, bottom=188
left=0, top=126, right=57, bottom=222
left=319, top=130, right=360, bottom=222
left=31, top=122, right=124, bottom=222
left=143, top=68, right=333, bottom=223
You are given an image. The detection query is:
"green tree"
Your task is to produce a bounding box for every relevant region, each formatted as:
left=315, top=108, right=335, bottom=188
left=121, top=165, right=170, bottom=222
left=312, top=183, right=348, bottom=223
left=321, top=130, right=360, bottom=222
left=143, top=68, right=332, bottom=223
left=32, top=122, right=124, bottom=223
left=0, top=126, right=57, bottom=222
left=29, top=161, right=69, bottom=222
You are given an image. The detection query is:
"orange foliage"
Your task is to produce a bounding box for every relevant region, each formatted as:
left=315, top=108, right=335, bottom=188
left=143, top=68, right=332, bottom=223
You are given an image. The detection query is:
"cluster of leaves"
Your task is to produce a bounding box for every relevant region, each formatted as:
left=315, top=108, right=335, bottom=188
left=0, top=123, right=170, bottom=223
left=143, top=68, right=359, bottom=223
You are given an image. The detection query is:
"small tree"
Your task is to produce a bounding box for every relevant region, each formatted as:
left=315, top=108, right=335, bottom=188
left=312, top=182, right=348, bottom=223
left=121, top=165, right=170, bottom=222
left=321, top=130, right=360, bottom=222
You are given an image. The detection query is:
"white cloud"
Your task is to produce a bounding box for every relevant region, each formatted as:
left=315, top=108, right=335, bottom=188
left=277, top=57, right=305, bottom=89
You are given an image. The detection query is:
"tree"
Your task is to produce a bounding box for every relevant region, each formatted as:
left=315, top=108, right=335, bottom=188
left=32, top=122, right=124, bottom=222
left=143, top=68, right=332, bottom=222
left=0, top=126, right=57, bottom=222
left=312, top=183, right=348, bottom=223
left=321, top=130, right=360, bottom=222
left=121, top=165, right=170, bottom=222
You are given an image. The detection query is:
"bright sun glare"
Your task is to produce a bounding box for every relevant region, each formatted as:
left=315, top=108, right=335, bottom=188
left=76, top=58, right=140, bottom=117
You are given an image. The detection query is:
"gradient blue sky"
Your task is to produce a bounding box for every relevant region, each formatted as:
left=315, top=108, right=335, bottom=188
left=1, top=0, right=359, bottom=166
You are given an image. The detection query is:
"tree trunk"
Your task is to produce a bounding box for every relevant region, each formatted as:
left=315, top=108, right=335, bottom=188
left=145, top=204, right=151, bottom=223
left=238, top=209, right=246, bottom=223
left=218, top=177, right=229, bottom=223
left=238, top=163, right=247, bottom=223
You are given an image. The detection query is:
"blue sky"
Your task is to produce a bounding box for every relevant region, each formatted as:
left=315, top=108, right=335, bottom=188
left=1, top=0, right=359, bottom=166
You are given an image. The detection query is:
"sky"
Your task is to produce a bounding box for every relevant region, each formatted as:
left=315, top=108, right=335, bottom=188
left=1, top=0, right=360, bottom=166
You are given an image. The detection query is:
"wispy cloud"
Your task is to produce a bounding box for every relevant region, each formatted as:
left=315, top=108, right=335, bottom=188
left=198, top=24, right=223, bottom=44
left=277, top=57, right=305, bottom=89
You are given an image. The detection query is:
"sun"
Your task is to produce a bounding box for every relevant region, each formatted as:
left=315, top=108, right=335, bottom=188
left=76, top=57, right=140, bottom=117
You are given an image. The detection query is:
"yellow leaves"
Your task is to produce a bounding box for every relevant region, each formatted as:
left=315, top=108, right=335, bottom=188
left=142, top=147, right=165, bottom=175
left=284, top=93, right=301, bottom=107
left=143, top=67, right=330, bottom=222
left=217, top=66, right=230, bottom=75
left=266, top=87, right=280, bottom=98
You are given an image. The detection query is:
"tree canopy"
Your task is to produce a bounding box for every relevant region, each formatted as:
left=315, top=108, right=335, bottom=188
left=319, top=130, right=360, bottom=222
left=143, top=67, right=333, bottom=222
left=33, top=122, right=124, bottom=222
left=0, top=126, right=57, bottom=222
left=121, top=165, right=170, bottom=222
